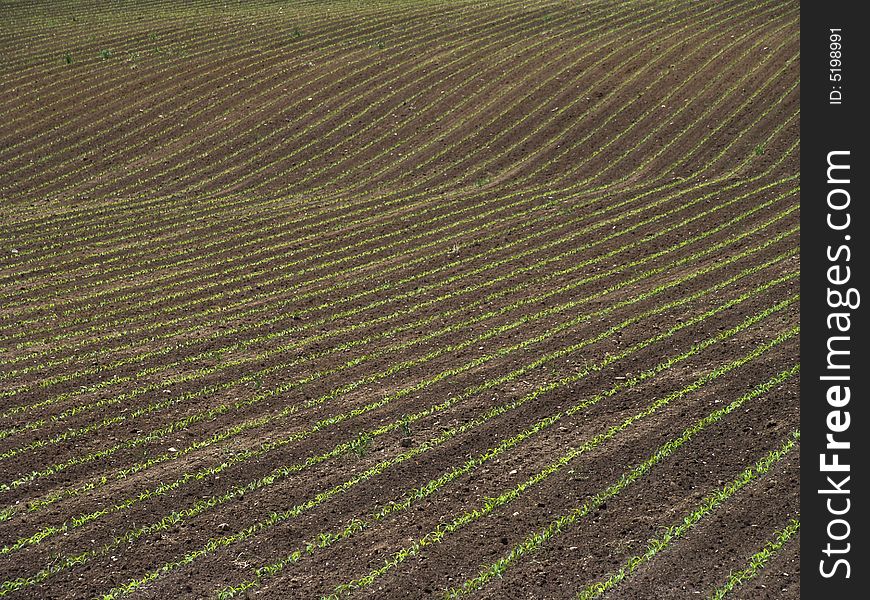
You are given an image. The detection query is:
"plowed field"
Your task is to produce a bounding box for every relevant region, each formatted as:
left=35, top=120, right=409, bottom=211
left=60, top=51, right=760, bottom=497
left=0, top=0, right=800, bottom=598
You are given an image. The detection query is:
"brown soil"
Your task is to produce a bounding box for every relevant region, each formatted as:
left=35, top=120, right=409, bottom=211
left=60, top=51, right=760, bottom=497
left=0, top=0, right=799, bottom=598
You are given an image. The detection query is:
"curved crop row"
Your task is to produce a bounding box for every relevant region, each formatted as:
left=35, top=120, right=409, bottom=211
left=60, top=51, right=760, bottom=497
left=0, top=216, right=799, bottom=527
left=573, top=440, right=798, bottom=599
left=327, top=364, right=798, bottom=599
left=0, top=301, right=798, bottom=595
left=0, top=180, right=797, bottom=464
left=0, top=288, right=797, bottom=558
left=210, top=326, right=799, bottom=599
left=708, top=518, right=801, bottom=599
left=0, top=0, right=708, bottom=288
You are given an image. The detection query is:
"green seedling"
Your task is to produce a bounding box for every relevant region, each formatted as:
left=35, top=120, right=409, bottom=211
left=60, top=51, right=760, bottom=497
left=350, top=434, right=372, bottom=458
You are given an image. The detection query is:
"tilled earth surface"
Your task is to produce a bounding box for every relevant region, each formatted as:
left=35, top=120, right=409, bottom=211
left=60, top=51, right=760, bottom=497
left=0, top=0, right=799, bottom=598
